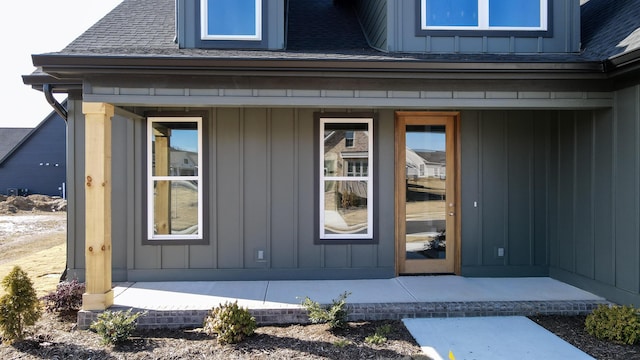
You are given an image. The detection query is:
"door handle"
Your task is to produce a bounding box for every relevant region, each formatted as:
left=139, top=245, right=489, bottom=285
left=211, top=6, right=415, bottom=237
left=448, top=212, right=455, bottom=216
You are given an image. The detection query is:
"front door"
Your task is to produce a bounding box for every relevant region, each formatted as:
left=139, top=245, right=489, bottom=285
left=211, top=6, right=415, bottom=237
left=395, top=112, right=459, bottom=274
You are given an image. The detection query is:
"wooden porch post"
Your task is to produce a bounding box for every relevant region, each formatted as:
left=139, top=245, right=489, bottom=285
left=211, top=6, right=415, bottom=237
left=82, top=102, right=114, bottom=311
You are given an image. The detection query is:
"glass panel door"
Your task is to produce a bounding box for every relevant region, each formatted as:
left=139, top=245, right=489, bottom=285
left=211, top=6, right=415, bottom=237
left=405, top=125, right=447, bottom=261
left=395, top=112, right=457, bottom=274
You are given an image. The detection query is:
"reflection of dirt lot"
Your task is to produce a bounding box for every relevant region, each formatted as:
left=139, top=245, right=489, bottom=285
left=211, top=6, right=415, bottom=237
left=340, top=207, right=367, bottom=227
left=408, top=178, right=445, bottom=195
left=406, top=200, right=445, bottom=221
left=155, top=181, right=198, bottom=234
left=169, top=183, right=198, bottom=232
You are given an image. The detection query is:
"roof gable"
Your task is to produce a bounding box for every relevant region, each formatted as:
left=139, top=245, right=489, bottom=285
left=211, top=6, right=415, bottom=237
left=0, top=128, right=32, bottom=163
left=0, top=104, right=66, bottom=165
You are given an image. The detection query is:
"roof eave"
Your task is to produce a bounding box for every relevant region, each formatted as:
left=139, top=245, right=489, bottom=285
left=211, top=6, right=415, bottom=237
left=30, top=53, right=606, bottom=81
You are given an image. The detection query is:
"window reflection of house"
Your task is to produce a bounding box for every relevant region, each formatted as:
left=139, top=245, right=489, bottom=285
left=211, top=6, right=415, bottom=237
left=170, top=150, right=198, bottom=176
left=324, top=128, right=369, bottom=200
left=406, top=148, right=445, bottom=180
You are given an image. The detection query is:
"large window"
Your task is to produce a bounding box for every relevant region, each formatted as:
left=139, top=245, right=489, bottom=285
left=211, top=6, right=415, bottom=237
left=320, top=118, right=373, bottom=240
left=147, top=117, right=203, bottom=241
left=201, top=0, right=262, bottom=40
left=421, top=0, right=547, bottom=31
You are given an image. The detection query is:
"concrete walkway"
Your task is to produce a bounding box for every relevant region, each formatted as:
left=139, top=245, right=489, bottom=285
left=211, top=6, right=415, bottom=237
left=403, top=316, right=595, bottom=359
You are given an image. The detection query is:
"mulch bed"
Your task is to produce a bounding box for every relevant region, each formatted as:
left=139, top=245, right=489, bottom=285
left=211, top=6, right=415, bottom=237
left=0, top=312, right=424, bottom=359
left=530, top=315, right=640, bottom=360
left=2, top=312, right=640, bottom=359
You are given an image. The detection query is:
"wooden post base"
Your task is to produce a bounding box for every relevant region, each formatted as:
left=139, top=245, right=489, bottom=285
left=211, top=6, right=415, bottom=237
left=82, top=290, right=114, bottom=311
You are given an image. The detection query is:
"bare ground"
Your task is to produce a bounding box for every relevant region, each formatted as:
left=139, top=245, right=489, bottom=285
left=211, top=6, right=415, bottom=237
left=0, top=208, right=640, bottom=359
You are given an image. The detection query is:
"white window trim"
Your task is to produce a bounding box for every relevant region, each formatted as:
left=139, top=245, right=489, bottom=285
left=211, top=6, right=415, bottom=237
left=421, top=0, right=548, bottom=31
left=201, top=0, right=262, bottom=41
left=320, top=118, right=373, bottom=240
left=147, top=117, right=203, bottom=241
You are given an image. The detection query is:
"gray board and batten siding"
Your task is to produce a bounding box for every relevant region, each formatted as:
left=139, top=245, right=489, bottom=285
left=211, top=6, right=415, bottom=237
left=354, top=0, right=579, bottom=54
left=66, top=103, right=397, bottom=282
left=67, top=84, right=640, bottom=309
left=550, top=85, right=640, bottom=307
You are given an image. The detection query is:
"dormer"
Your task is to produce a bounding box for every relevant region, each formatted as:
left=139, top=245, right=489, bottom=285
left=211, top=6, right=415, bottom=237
left=355, top=0, right=581, bottom=54
left=176, top=0, right=285, bottom=50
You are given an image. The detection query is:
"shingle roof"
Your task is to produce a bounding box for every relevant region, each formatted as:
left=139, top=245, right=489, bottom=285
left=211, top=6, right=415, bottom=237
left=581, top=0, right=640, bottom=60
left=286, top=0, right=369, bottom=51
left=42, top=0, right=640, bottom=65
left=0, top=128, right=33, bottom=164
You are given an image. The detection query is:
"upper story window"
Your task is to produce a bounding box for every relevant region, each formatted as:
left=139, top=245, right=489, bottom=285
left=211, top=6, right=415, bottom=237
left=201, top=0, right=262, bottom=41
left=421, top=0, right=547, bottom=31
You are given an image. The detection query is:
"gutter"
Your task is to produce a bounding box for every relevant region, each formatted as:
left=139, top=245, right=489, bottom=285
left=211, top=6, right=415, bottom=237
left=43, top=84, right=68, bottom=121
left=31, top=54, right=605, bottom=78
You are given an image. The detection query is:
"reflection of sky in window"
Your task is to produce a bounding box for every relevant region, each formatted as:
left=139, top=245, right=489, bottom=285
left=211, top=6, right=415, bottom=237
left=170, top=130, right=198, bottom=152
left=489, top=0, right=540, bottom=27
left=406, top=132, right=445, bottom=152
left=207, top=0, right=256, bottom=36
left=426, top=0, right=478, bottom=26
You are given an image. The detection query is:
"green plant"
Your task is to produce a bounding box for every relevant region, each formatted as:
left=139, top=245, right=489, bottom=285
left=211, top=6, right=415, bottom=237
left=90, top=308, right=146, bottom=345
left=301, top=291, right=351, bottom=330
left=0, top=266, right=41, bottom=343
left=41, top=279, right=85, bottom=313
left=585, top=304, right=640, bottom=345
left=365, top=323, right=392, bottom=345
left=333, top=338, right=352, bottom=348
left=203, top=301, right=257, bottom=344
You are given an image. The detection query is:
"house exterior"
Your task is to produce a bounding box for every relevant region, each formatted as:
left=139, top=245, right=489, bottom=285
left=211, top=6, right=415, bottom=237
left=22, top=0, right=640, bottom=311
left=0, top=109, right=66, bottom=197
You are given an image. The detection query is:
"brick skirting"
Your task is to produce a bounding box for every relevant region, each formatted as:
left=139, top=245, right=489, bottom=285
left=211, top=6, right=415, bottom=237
left=77, top=300, right=611, bottom=330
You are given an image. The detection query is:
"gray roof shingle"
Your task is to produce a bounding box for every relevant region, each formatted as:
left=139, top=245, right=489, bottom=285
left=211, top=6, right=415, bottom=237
left=581, top=0, right=640, bottom=60
left=0, top=128, right=33, bottom=164
left=43, top=0, right=640, bottom=65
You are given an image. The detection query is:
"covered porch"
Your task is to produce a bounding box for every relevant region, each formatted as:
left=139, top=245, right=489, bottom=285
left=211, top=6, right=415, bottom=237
left=77, top=276, right=609, bottom=329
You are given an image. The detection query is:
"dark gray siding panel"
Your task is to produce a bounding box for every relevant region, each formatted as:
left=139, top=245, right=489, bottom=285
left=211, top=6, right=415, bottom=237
left=460, top=111, right=481, bottom=267
left=480, top=112, right=507, bottom=266
left=613, top=87, right=640, bottom=295
left=111, top=115, right=130, bottom=272
left=507, top=112, right=534, bottom=266
left=67, top=100, right=85, bottom=279
left=354, top=0, right=387, bottom=50
left=376, top=109, right=396, bottom=268
left=270, top=109, right=297, bottom=268
left=574, top=112, right=594, bottom=278
left=533, top=116, right=551, bottom=267
left=391, top=0, right=579, bottom=54
left=593, top=109, right=614, bottom=285
left=461, top=110, right=550, bottom=276
left=556, top=113, right=575, bottom=272
left=244, top=108, right=269, bottom=269
left=296, top=109, right=322, bottom=269
left=550, top=85, right=640, bottom=307
left=216, top=109, right=243, bottom=269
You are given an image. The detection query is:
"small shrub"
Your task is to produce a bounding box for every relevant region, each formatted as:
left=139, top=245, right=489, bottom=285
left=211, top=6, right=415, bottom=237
left=301, top=291, right=351, bottom=330
left=585, top=304, right=640, bottom=345
left=41, top=279, right=85, bottom=313
left=333, top=338, right=352, bottom=348
left=365, top=323, right=392, bottom=345
left=203, top=301, right=257, bottom=344
left=90, top=309, right=146, bottom=345
left=0, top=266, right=41, bottom=343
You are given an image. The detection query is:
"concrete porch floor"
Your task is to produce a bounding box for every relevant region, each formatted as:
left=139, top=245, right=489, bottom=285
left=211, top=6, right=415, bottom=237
left=78, top=276, right=610, bottom=329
